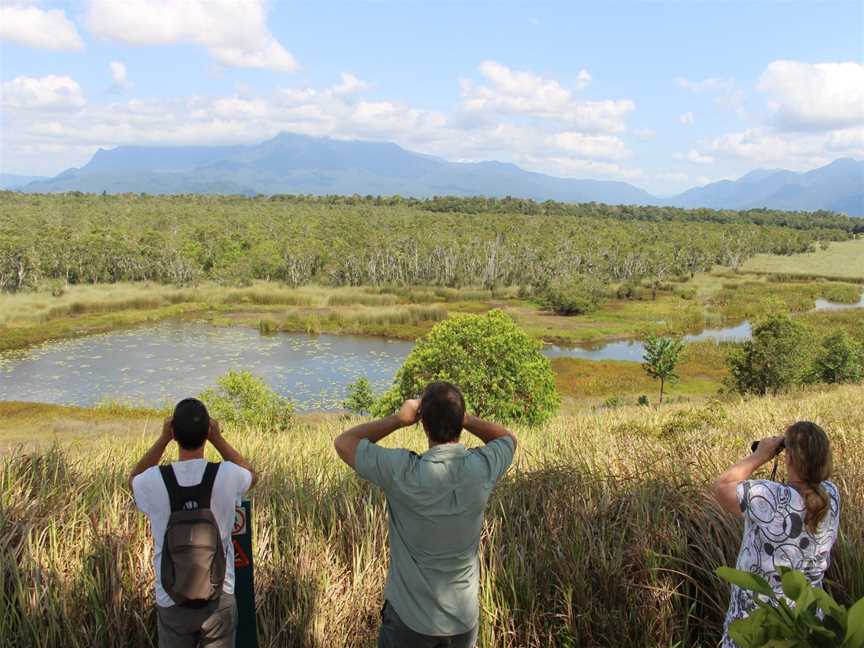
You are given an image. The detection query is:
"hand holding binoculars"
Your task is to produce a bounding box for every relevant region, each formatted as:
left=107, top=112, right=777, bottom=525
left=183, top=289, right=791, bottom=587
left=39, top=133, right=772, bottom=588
left=750, top=439, right=786, bottom=454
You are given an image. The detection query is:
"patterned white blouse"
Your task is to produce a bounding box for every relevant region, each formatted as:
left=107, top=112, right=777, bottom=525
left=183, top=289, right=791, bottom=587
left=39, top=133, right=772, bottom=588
left=722, top=479, right=841, bottom=648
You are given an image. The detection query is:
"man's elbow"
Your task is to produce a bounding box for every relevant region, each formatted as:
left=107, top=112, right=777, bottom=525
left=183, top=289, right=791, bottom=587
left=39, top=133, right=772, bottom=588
left=506, top=431, right=518, bottom=451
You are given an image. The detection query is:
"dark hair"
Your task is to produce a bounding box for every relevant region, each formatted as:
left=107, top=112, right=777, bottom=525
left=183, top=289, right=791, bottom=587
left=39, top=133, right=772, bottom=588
left=784, top=421, right=832, bottom=534
left=172, top=398, right=209, bottom=450
left=420, top=381, right=465, bottom=443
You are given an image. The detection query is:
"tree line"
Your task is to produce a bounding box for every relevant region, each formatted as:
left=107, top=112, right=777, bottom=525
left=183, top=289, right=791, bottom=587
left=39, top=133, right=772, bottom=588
left=0, top=192, right=856, bottom=293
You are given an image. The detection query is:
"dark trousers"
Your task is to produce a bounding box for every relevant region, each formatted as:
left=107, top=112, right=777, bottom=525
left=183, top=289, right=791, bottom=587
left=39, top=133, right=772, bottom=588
left=378, top=601, right=478, bottom=648
left=156, top=592, right=237, bottom=648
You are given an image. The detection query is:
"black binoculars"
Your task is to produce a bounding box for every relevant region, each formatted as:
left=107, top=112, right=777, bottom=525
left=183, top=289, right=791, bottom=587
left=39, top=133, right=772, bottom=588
left=750, top=439, right=786, bottom=454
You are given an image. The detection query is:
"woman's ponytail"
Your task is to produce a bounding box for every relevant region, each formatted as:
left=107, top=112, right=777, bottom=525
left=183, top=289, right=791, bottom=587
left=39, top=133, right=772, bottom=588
left=785, top=421, right=832, bottom=534
left=800, top=482, right=830, bottom=534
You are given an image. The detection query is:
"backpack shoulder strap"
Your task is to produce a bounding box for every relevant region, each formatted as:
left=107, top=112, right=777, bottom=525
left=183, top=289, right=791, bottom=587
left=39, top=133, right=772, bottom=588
left=159, top=465, right=183, bottom=512
left=197, top=462, right=221, bottom=510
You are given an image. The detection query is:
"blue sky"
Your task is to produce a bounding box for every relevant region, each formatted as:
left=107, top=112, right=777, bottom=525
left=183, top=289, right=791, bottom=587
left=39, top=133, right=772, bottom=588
left=1, top=0, right=862, bottom=193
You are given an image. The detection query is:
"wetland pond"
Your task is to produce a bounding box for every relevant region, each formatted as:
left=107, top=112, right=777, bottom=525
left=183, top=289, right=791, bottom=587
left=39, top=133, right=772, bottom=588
left=1, top=293, right=860, bottom=410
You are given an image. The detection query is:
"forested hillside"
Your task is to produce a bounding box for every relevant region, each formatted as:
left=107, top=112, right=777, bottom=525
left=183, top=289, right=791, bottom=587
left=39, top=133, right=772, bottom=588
left=0, top=193, right=858, bottom=293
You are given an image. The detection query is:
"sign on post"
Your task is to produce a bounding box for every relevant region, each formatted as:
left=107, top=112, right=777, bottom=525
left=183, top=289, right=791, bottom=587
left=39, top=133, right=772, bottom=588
left=233, top=499, right=257, bottom=648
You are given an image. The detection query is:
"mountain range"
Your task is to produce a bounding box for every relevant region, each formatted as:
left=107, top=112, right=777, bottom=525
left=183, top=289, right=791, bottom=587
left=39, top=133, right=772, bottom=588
left=9, top=133, right=864, bottom=216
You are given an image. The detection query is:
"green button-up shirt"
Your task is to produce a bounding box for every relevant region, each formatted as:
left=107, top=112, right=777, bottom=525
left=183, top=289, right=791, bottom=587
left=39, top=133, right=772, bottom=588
left=355, top=436, right=514, bottom=636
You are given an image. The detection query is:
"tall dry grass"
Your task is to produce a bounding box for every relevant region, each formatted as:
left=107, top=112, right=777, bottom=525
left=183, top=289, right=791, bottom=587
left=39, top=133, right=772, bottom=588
left=1, top=385, right=862, bottom=648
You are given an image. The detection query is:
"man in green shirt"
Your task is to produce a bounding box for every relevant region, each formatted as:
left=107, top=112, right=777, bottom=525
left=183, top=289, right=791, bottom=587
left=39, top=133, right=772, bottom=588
left=334, top=380, right=516, bottom=648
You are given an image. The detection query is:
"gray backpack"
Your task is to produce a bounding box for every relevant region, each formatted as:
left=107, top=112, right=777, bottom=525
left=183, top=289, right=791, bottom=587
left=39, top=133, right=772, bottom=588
left=159, top=462, right=226, bottom=607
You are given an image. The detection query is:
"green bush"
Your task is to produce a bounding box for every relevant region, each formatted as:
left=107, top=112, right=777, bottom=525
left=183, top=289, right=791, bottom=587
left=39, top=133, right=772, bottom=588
left=727, top=314, right=812, bottom=395
left=343, top=377, right=375, bottom=415
left=812, top=331, right=864, bottom=384
left=199, top=370, right=293, bottom=431
left=543, top=276, right=604, bottom=315
left=372, top=309, right=559, bottom=425
left=717, top=566, right=864, bottom=648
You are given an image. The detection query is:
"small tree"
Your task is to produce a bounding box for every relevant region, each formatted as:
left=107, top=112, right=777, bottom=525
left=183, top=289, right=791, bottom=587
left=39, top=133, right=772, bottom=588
left=343, top=377, right=375, bottom=415
left=716, top=566, right=864, bottom=647
left=727, top=314, right=812, bottom=395
left=199, top=370, right=294, bottom=431
left=812, top=331, right=864, bottom=384
left=372, top=309, right=559, bottom=425
left=642, top=335, right=685, bottom=403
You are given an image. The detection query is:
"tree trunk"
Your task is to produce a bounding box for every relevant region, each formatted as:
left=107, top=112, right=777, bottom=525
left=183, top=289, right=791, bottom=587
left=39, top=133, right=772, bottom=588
left=659, top=378, right=665, bottom=404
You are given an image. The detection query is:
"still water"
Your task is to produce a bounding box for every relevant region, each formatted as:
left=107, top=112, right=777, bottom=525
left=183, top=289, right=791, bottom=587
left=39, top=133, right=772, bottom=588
left=0, top=293, right=859, bottom=410
left=0, top=322, right=413, bottom=411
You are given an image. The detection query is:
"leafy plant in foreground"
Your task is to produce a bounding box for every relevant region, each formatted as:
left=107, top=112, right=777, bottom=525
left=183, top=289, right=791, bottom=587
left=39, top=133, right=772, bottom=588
left=716, top=566, right=864, bottom=648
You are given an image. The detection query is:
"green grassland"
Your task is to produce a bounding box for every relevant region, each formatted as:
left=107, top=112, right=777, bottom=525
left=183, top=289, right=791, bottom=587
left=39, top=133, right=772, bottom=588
left=2, top=384, right=862, bottom=647
left=741, top=237, right=864, bottom=281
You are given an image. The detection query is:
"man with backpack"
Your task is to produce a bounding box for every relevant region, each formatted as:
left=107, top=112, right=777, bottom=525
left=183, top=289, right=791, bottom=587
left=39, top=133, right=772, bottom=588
left=130, top=398, right=257, bottom=648
left=334, top=381, right=516, bottom=648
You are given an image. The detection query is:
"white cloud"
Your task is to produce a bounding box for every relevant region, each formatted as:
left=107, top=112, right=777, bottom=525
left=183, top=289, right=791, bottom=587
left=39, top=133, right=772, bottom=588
left=757, top=60, right=864, bottom=131
left=549, top=132, right=631, bottom=160
left=109, top=61, right=132, bottom=91
left=460, top=60, right=634, bottom=133
left=332, top=73, right=371, bottom=96
left=705, top=126, right=864, bottom=168
left=86, top=0, right=297, bottom=72
left=575, top=69, right=592, bottom=90
left=1, top=75, right=86, bottom=110
left=673, top=149, right=714, bottom=164
left=0, top=1, right=84, bottom=51
left=676, top=75, right=744, bottom=114
left=679, top=112, right=695, bottom=126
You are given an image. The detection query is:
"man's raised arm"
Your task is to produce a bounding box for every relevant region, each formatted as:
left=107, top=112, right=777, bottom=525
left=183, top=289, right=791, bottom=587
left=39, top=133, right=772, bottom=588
left=463, top=414, right=517, bottom=450
left=128, top=417, right=173, bottom=490
left=334, top=399, right=420, bottom=468
left=208, top=418, right=258, bottom=488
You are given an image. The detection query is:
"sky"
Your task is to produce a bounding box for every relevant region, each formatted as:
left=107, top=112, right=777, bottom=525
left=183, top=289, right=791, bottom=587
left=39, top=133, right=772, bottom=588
left=1, top=0, right=863, bottom=194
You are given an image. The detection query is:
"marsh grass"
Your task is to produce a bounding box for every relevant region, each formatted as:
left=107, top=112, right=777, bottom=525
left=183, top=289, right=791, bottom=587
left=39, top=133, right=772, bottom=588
left=2, top=385, right=862, bottom=647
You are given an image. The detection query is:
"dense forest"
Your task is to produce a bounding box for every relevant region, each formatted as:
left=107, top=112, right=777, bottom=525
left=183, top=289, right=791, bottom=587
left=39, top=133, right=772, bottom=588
left=0, top=192, right=858, bottom=292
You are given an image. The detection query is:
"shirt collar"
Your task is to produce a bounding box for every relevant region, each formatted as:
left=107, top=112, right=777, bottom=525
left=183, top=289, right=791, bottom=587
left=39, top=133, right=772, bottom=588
left=421, top=443, right=468, bottom=460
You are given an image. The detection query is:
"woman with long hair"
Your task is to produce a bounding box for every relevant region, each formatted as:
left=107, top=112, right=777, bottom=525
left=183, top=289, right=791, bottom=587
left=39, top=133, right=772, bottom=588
left=712, top=421, right=840, bottom=647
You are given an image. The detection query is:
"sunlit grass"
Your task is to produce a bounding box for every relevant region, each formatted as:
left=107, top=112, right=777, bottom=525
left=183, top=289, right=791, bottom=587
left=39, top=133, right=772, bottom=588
left=2, top=385, right=862, bottom=647
left=741, top=238, right=864, bottom=281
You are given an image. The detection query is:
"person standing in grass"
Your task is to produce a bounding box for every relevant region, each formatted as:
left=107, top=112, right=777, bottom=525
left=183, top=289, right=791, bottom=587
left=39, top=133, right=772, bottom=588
left=712, top=421, right=840, bottom=648
left=334, top=380, right=516, bottom=648
left=129, top=398, right=257, bottom=648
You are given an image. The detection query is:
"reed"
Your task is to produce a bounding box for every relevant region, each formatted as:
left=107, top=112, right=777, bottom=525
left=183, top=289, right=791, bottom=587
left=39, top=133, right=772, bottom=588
left=2, top=384, right=862, bottom=647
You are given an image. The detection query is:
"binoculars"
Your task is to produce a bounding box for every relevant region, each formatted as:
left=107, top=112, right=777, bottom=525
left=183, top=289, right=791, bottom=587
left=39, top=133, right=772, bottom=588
left=750, top=439, right=785, bottom=454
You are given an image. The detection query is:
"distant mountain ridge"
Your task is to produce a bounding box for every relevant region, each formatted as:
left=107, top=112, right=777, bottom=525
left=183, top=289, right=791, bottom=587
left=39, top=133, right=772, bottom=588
left=670, top=158, right=863, bottom=215
left=12, top=133, right=864, bottom=216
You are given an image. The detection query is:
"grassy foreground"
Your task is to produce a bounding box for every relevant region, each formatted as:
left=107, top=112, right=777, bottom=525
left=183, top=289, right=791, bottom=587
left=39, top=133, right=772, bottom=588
left=2, top=385, right=863, bottom=648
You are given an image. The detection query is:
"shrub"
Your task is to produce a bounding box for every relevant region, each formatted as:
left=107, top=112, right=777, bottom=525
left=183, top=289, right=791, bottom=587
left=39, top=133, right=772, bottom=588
left=616, top=282, right=644, bottom=300
left=543, top=276, right=604, bottom=315
left=371, top=309, right=559, bottom=425
left=812, top=331, right=864, bottom=384
left=343, top=377, right=375, bottom=415
left=637, top=394, right=650, bottom=406
left=716, top=566, right=864, bottom=648
left=727, top=314, right=812, bottom=395
left=199, top=370, right=293, bottom=431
